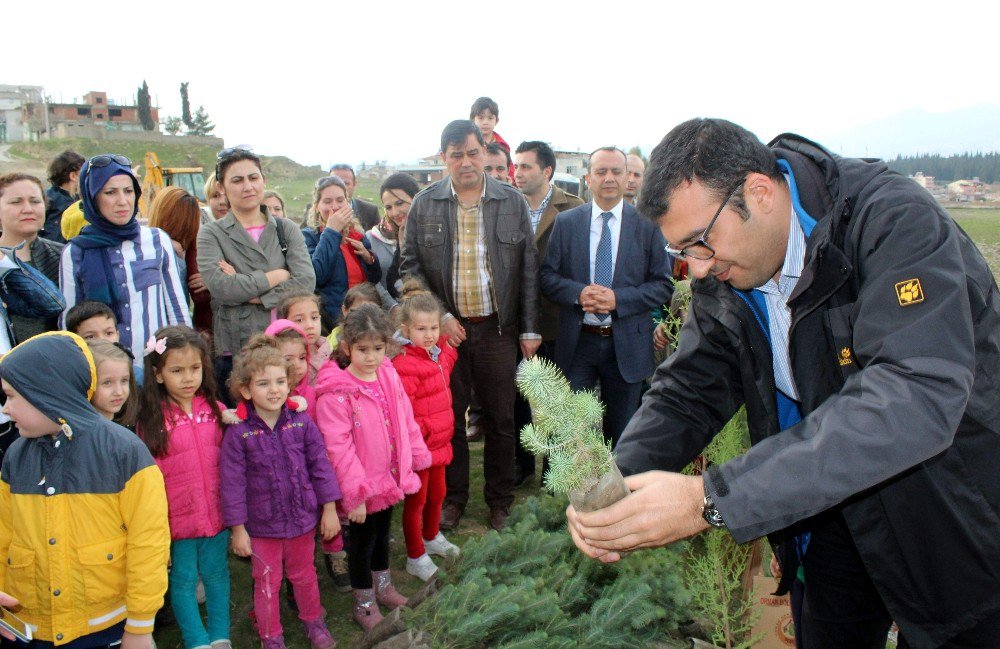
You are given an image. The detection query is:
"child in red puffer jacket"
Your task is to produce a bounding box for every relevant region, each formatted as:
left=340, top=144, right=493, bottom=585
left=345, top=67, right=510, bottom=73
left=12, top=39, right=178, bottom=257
left=390, top=280, right=460, bottom=582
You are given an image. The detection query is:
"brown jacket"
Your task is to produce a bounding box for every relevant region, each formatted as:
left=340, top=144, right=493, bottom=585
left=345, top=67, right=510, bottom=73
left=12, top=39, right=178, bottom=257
left=533, top=186, right=584, bottom=341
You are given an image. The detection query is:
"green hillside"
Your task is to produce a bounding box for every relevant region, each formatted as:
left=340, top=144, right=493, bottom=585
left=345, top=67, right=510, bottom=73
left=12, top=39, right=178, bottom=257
left=7, top=138, right=380, bottom=218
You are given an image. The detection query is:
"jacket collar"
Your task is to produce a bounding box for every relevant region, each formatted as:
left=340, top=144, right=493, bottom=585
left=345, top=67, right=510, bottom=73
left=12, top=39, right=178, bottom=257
left=430, top=174, right=508, bottom=202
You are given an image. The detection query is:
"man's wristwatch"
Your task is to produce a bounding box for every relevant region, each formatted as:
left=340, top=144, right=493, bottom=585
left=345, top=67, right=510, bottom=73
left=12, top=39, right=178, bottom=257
left=702, top=490, right=726, bottom=529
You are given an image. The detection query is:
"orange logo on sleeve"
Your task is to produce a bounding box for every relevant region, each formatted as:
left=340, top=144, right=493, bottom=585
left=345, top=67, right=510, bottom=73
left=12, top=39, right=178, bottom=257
left=895, top=279, right=924, bottom=306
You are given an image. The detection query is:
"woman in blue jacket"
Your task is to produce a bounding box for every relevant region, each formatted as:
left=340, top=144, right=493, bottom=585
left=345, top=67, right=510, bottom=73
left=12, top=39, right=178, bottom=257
left=301, top=175, right=380, bottom=330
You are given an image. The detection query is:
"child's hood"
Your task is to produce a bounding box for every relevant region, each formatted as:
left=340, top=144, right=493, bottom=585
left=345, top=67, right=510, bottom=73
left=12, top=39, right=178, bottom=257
left=0, top=332, right=106, bottom=434
left=314, top=361, right=358, bottom=397
left=314, top=357, right=394, bottom=398
left=265, top=319, right=312, bottom=367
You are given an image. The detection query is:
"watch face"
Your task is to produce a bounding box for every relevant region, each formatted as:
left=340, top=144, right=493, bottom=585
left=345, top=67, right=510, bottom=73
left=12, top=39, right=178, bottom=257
left=702, top=495, right=726, bottom=528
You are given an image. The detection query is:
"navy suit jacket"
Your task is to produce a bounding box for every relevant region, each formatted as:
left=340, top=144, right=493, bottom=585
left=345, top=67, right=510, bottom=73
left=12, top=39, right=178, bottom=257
left=539, top=202, right=672, bottom=383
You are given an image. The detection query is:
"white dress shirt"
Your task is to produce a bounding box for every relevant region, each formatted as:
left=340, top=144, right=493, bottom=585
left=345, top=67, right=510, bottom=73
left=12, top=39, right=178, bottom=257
left=584, top=199, right=624, bottom=326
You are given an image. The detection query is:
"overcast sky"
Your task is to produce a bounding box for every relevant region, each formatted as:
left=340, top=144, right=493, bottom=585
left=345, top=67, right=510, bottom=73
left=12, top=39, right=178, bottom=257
left=6, top=1, right=999, bottom=167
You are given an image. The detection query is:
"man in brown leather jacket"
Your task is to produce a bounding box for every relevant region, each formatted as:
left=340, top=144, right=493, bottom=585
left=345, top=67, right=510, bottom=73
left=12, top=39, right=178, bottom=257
left=400, top=119, right=540, bottom=531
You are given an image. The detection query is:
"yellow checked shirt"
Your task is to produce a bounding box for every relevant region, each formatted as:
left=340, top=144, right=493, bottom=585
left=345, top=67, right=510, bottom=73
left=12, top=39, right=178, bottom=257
left=452, top=198, right=495, bottom=318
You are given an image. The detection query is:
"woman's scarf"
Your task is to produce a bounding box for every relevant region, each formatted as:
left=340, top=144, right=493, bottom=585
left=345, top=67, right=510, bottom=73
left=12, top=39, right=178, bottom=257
left=71, top=157, right=143, bottom=325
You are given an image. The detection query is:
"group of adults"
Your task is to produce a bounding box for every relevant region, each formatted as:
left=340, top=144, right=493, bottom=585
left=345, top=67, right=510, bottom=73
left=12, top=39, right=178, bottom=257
left=3, top=111, right=999, bottom=648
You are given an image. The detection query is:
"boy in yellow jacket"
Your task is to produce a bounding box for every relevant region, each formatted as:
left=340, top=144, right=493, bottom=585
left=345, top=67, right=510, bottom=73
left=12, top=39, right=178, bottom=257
left=0, top=331, right=169, bottom=648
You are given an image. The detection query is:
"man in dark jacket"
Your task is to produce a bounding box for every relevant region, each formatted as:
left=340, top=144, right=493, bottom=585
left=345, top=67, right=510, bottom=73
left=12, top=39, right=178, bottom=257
left=400, top=119, right=540, bottom=531
left=567, top=118, right=1000, bottom=648
left=42, top=150, right=85, bottom=243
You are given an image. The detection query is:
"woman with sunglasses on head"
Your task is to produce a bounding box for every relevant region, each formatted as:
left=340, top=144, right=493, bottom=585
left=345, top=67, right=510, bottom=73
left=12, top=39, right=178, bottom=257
left=368, top=173, right=419, bottom=312
left=59, top=154, right=191, bottom=360
left=197, top=146, right=315, bottom=397
left=302, top=175, right=380, bottom=329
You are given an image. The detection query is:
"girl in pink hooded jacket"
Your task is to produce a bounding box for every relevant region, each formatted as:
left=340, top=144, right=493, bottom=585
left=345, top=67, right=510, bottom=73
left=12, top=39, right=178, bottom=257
left=315, top=303, right=431, bottom=631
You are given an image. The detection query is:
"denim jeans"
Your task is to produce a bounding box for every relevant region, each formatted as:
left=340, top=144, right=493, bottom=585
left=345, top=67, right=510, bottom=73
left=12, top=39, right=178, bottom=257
left=169, top=530, right=231, bottom=649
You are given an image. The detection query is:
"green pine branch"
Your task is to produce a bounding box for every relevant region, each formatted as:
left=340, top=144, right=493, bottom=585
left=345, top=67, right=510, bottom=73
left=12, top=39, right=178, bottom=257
left=516, top=358, right=614, bottom=494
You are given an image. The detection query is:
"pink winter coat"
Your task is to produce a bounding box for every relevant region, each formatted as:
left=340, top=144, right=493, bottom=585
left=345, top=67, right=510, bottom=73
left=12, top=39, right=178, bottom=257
left=151, top=395, right=226, bottom=540
left=315, top=359, right=431, bottom=514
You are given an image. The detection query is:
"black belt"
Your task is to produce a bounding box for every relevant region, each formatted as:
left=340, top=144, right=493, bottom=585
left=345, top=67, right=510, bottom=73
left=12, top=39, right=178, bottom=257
left=581, top=324, right=612, bottom=336
left=463, top=314, right=496, bottom=324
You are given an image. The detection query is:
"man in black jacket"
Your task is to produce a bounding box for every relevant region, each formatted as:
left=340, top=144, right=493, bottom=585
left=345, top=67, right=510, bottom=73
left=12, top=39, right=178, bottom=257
left=400, top=119, right=540, bottom=532
left=567, top=118, right=1000, bottom=648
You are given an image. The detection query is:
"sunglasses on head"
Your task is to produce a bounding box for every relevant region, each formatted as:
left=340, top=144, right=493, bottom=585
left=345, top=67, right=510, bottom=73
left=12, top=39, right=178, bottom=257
left=89, top=154, right=132, bottom=169
left=217, top=144, right=254, bottom=161
left=315, top=176, right=346, bottom=189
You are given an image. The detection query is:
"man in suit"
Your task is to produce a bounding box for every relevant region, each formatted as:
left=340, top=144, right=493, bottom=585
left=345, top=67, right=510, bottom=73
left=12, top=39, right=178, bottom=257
left=329, top=163, right=380, bottom=230
left=540, top=146, right=671, bottom=446
left=513, top=140, right=584, bottom=483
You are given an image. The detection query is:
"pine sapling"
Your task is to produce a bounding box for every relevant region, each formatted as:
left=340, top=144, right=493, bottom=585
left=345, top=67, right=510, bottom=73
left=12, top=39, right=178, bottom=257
left=516, top=357, right=629, bottom=512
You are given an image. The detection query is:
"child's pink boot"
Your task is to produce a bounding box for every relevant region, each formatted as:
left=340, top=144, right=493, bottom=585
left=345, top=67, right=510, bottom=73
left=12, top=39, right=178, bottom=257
left=373, top=569, right=409, bottom=609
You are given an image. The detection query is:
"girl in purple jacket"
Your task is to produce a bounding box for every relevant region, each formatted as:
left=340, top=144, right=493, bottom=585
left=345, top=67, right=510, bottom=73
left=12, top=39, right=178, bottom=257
left=136, top=326, right=230, bottom=649
left=220, top=335, right=341, bottom=649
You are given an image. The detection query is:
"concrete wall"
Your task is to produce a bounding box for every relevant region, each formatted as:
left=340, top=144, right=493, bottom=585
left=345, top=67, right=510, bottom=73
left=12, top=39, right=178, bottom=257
left=47, top=123, right=223, bottom=147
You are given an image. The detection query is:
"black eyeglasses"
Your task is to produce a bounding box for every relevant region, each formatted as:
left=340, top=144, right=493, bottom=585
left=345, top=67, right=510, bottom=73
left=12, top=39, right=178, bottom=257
left=665, top=180, right=744, bottom=261
left=89, top=154, right=132, bottom=169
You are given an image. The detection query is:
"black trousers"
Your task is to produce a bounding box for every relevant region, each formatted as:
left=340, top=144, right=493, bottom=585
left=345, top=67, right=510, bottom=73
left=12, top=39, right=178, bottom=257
left=799, top=511, right=1000, bottom=648
left=347, top=507, right=393, bottom=590
left=564, top=332, right=642, bottom=447
left=446, top=317, right=519, bottom=510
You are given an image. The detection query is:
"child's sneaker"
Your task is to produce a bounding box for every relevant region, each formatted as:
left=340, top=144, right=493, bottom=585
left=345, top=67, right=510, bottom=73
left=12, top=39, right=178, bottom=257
left=424, top=532, right=460, bottom=558
left=262, top=635, right=287, bottom=649
left=209, top=641, right=232, bottom=649
left=324, top=551, right=351, bottom=593
left=406, top=554, right=438, bottom=582
left=303, top=618, right=337, bottom=649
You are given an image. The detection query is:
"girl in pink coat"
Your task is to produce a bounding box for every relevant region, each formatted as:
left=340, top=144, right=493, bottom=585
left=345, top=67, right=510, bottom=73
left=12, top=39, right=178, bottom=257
left=136, top=325, right=231, bottom=649
left=315, top=303, right=431, bottom=631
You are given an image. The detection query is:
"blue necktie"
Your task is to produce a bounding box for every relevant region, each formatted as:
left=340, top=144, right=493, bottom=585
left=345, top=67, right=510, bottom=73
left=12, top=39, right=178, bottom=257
left=594, top=212, right=613, bottom=322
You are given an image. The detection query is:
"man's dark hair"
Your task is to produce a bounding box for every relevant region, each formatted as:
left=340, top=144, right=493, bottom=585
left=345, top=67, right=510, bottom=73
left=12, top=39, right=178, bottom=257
left=47, top=150, right=86, bottom=188
left=515, top=141, right=556, bottom=181
left=638, top=118, right=784, bottom=222
left=470, top=96, right=499, bottom=119
left=66, top=300, right=117, bottom=333
left=329, top=163, right=356, bottom=181
left=486, top=143, right=511, bottom=167
left=440, top=120, right=485, bottom=155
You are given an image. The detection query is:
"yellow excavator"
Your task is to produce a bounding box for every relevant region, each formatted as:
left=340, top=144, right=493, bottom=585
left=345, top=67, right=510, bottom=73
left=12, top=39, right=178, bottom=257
left=138, top=151, right=207, bottom=215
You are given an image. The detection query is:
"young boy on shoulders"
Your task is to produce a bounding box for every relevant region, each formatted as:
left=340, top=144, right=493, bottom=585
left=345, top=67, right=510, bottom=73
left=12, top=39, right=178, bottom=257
left=470, top=97, right=514, bottom=180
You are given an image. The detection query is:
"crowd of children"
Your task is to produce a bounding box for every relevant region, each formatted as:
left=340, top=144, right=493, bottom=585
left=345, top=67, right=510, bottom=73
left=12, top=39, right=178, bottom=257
left=0, top=274, right=458, bottom=648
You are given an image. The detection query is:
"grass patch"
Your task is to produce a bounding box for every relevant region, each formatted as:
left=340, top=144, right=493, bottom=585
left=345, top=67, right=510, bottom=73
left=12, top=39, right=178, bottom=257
left=151, top=440, right=536, bottom=648
left=947, top=207, right=1000, bottom=277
